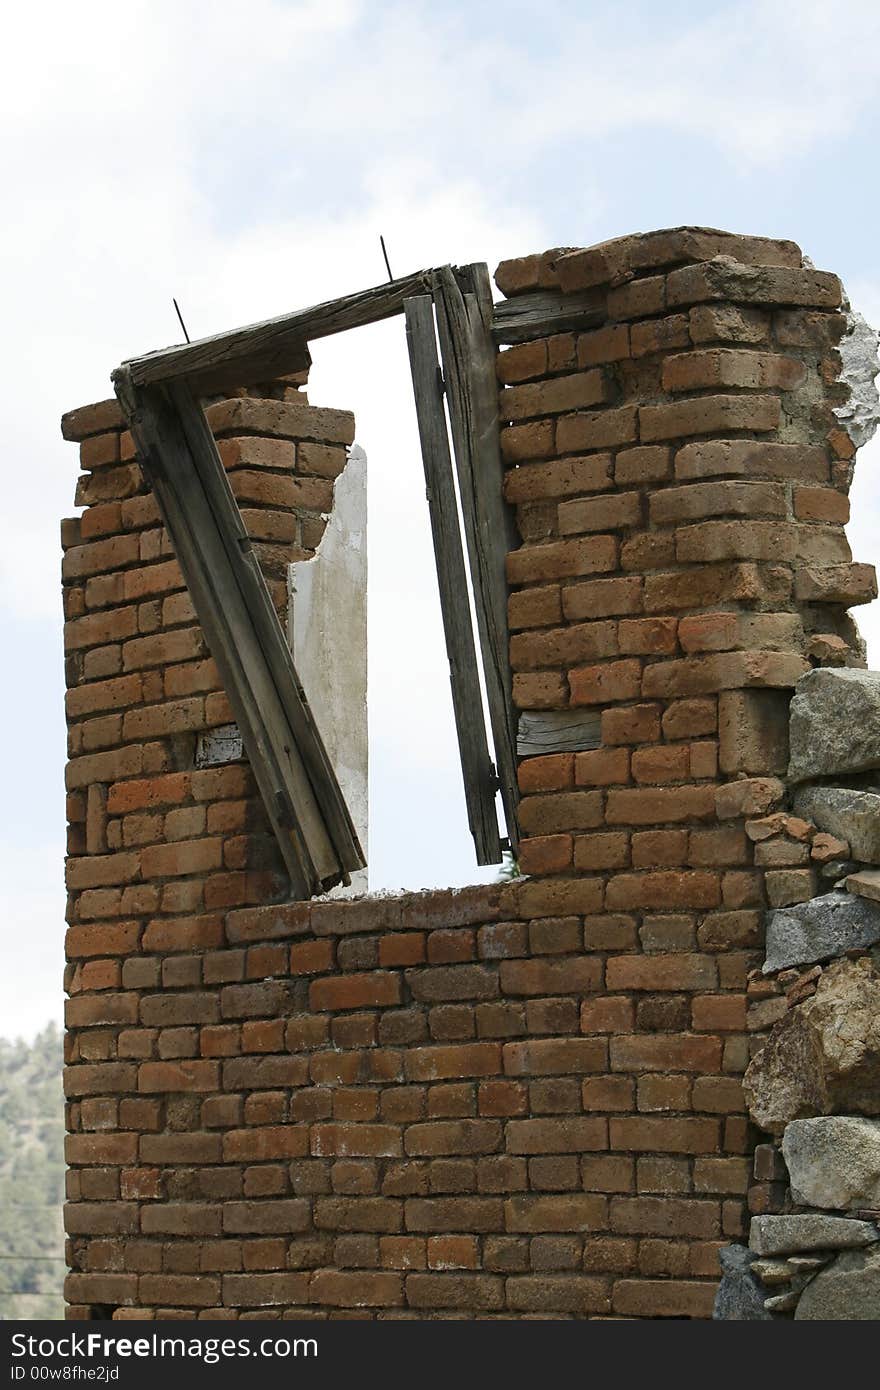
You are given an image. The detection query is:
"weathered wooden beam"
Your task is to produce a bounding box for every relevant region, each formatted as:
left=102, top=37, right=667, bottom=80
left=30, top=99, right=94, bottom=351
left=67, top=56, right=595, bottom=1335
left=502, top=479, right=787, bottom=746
left=517, top=709, right=602, bottom=757
left=491, top=289, right=605, bottom=344
left=113, top=368, right=365, bottom=900
left=433, top=265, right=520, bottom=854
left=123, top=270, right=436, bottom=394
left=404, top=296, right=503, bottom=865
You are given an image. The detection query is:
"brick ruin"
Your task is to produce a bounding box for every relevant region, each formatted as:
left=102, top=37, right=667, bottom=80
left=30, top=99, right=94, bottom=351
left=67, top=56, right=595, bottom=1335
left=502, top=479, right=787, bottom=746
left=60, top=228, right=880, bottom=1319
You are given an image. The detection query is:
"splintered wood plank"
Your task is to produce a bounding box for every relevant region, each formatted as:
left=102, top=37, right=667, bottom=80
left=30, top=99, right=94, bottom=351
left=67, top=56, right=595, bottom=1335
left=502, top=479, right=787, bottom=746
left=433, top=264, right=520, bottom=854
left=517, top=709, right=602, bottom=756
left=113, top=368, right=365, bottom=900
left=491, top=289, right=605, bottom=343
left=404, top=295, right=502, bottom=865
left=123, top=270, right=436, bottom=396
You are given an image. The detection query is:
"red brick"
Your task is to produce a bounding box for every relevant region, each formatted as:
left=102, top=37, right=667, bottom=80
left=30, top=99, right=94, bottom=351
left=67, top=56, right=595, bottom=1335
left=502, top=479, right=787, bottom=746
left=617, top=617, right=678, bottom=656
left=605, top=785, right=715, bottom=826
left=577, top=324, right=631, bottom=366
left=601, top=703, right=662, bottom=745
left=556, top=405, right=638, bottom=453
left=793, top=485, right=850, bottom=523
left=631, top=314, right=690, bottom=357
left=558, top=492, right=641, bottom=536
left=137, top=1060, right=219, bottom=1093
left=562, top=576, right=642, bottom=621
left=630, top=830, right=688, bottom=869
left=427, top=1235, right=480, bottom=1269
left=610, top=1034, right=722, bottom=1073
left=499, top=957, right=602, bottom=997
left=508, top=585, right=562, bottom=630
left=666, top=260, right=839, bottom=310
left=497, top=340, right=548, bottom=384
left=631, top=746, right=690, bottom=784
left=662, top=348, right=805, bottom=393
left=503, top=1038, right=607, bottom=1075
left=511, top=621, right=618, bottom=671
left=512, top=671, right=567, bottom=708
left=309, top=972, right=400, bottom=1011
left=581, top=1077, right=634, bottom=1112
left=405, top=1120, right=501, bottom=1156
left=517, top=753, right=573, bottom=793
left=519, top=791, right=603, bottom=836
left=509, top=1195, right=603, bottom=1240
left=506, top=1119, right=608, bottom=1155
left=573, top=832, right=629, bottom=871
left=512, top=877, right=605, bottom=920
left=503, top=455, right=612, bottom=503
left=502, top=370, right=608, bottom=420
left=613, top=1278, right=716, bottom=1317
left=405, top=1044, right=502, bottom=1082
left=519, top=834, right=572, bottom=875
left=506, top=536, right=618, bottom=585
left=569, top=659, right=642, bottom=706
left=573, top=748, right=630, bottom=787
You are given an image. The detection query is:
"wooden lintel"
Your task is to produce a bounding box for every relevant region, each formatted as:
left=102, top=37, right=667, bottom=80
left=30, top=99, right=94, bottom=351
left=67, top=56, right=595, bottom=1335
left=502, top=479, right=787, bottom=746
left=123, top=269, right=436, bottom=392
left=491, top=288, right=606, bottom=343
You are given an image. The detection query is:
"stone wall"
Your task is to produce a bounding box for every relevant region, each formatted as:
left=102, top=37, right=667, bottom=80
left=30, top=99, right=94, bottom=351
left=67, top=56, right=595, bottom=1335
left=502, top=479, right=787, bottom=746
left=61, top=227, right=878, bottom=1319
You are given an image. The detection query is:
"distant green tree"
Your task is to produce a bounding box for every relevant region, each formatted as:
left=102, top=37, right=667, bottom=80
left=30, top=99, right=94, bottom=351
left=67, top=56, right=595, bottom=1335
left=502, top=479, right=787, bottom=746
left=0, top=1023, right=65, bottom=1320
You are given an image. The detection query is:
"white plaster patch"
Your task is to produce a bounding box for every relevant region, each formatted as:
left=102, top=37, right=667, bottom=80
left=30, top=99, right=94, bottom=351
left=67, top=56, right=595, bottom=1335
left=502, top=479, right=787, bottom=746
left=835, top=296, right=880, bottom=449
left=289, top=443, right=368, bottom=898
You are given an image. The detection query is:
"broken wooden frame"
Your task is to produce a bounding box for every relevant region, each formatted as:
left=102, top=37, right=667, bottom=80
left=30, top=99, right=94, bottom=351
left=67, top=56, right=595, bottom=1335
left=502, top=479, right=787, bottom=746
left=112, top=263, right=522, bottom=897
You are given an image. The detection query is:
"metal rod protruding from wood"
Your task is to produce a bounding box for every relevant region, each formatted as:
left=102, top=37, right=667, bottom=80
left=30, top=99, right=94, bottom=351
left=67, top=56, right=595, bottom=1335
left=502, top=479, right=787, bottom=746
left=172, top=298, right=191, bottom=344
left=379, top=235, right=393, bottom=283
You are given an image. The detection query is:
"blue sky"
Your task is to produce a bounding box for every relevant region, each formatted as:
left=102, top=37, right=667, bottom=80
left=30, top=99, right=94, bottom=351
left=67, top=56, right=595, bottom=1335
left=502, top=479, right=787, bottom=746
left=1, top=0, right=878, bottom=1037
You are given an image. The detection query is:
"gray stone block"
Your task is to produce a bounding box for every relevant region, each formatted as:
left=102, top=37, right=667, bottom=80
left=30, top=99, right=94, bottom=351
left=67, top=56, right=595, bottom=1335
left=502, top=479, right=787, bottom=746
left=795, top=1244, right=880, bottom=1319
left=788, top=668, right=880, bottom=782
left=782, top=1116, right=880, bottom=1210
left=749, top=1213, right=880, bottom=1257
left=763, top=889, right=880, bottom=973
left=713, top=1244, right=772, bottom=1320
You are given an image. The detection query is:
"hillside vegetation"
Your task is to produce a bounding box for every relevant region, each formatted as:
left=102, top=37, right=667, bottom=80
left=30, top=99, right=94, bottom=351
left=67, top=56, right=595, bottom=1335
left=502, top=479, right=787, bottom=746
left=0, top=1024, right=65, bottom=1320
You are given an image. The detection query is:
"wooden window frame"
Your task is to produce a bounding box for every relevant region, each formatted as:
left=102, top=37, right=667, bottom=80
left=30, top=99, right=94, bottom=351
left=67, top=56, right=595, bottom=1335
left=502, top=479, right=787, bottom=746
left=112, top=264, right=520, bottom=898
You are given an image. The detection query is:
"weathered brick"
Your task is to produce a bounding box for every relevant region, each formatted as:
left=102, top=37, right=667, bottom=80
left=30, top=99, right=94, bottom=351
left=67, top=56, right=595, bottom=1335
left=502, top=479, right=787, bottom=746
left=503, top=1039, right=607, bottom=1075
left=666, top=260, right=840, bottom=310
left=662, top=349, right=805, bottom=393
left=506, top=535, right=618, bottom=584
left=562, top=576, right=642, bottom=621
left=640, top=394, right=781, bottom=442
left=610, top=1034, right=722, bottom=1073
left=502, top=370, right=608, bottom=420
left=509, top=1188, right=608, bottom=1231
left=558, top=492, right=641, bottom=535
left=569, top=659, right=642, bottom=706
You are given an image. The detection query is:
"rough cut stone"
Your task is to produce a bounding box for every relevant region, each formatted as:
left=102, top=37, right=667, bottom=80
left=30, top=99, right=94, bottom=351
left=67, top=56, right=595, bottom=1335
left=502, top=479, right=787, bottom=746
left=792, top=785, right=880, bottom=865
left=712, top=1244, right=772, bottom=1320
left=743, top=959, right=880, bottom=1133
left=795, top=1244, right=880, bottom=1319
left=763, top=889, right=880, bottom=973
left=782, top=1117, right=880, bottom=1210
left=749, top=1213, right=880, bottom=1257
left=788, top=668, right=880, bottom=782
left=847, top=869, right=880, bottom=903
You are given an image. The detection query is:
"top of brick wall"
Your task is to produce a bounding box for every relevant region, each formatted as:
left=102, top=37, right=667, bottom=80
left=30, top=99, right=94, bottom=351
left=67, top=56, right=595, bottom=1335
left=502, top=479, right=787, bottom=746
left=494, top=226, right=804, bottom=299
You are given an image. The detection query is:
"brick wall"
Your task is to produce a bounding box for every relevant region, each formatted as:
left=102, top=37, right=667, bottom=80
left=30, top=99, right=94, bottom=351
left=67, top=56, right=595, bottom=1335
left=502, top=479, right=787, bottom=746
left=61, top=228, right=872, bottom=1319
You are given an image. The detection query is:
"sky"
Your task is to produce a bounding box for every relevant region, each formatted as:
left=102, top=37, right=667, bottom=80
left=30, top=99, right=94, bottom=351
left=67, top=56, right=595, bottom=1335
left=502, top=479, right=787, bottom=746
left=1, top=0, right=879, bottom=1039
